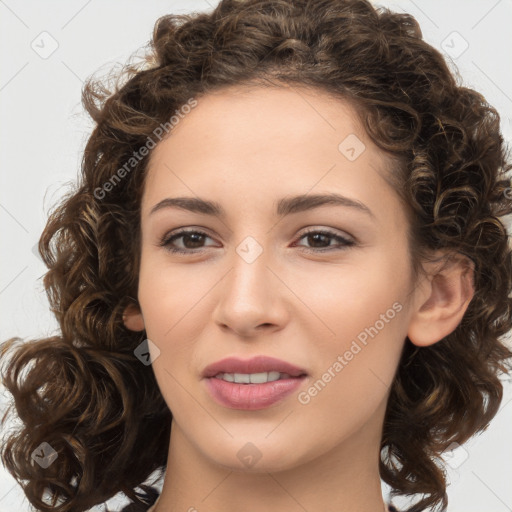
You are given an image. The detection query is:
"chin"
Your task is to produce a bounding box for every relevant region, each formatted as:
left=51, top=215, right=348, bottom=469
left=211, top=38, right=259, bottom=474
left=201, top=437, right=307, bottom=473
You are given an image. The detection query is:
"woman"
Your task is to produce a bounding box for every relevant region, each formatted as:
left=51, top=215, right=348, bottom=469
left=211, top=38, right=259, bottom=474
left=1, top=1, right=511, bottom=511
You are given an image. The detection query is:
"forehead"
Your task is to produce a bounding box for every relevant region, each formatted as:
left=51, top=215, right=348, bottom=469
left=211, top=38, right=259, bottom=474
left=142, top=84, right=401, bottom=225
left=153, top=83, right=367, bottom=159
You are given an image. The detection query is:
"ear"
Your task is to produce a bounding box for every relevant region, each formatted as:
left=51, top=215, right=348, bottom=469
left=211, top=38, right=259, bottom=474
left=407, top=252, right=475, bottom=347
left=122, top=302, right=145, bottom=332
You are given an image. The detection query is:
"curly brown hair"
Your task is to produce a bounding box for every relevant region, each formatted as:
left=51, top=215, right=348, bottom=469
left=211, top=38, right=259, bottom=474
left=1, top=0, right=512, bottom=511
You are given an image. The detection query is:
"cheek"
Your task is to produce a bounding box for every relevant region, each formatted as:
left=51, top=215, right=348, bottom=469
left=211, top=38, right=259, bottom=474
left=136, top=255, right=216, bottom=407
left=303, top=244, right=411, bottom=342
left=297, top=289, right=408, bottom=442
left=137, top=249, right=213, bottom=338
left=298, top=248, right=411, bottom=407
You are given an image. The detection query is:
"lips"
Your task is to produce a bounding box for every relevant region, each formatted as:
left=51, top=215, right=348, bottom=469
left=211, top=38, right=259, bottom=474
left=202, top=355, right=309, bottom=410
left=201, top=355, right=308, bottom=379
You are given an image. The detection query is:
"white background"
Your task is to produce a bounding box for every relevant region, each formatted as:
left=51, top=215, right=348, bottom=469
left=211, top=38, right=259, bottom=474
left=0, top=1, right=511, bottom=511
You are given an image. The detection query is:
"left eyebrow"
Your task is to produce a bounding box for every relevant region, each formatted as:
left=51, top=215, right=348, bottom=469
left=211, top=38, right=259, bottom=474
left=276, top=192, right=374, bottom=219
left=149, top=192, right=374, bottom=219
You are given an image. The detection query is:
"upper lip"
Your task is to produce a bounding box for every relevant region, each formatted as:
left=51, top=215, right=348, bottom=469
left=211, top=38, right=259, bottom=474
left=202, top=355, right=308, bottom=378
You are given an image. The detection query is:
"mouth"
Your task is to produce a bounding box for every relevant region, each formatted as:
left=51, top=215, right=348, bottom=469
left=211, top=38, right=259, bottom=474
left=212, top=370, right=303, bottom=383
left=202, top=355, right=308, bottom=410
left=201, top=354, right=308, bottom=379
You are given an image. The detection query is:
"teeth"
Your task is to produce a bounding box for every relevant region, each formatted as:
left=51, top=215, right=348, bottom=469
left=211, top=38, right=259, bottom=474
left=214, top=371, right=292, bottom=384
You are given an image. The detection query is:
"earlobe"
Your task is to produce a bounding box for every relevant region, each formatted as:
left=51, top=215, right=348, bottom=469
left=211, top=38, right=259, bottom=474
left=122, top=302, right=146, bottom=332
left=407, top=253, right=475, bottom=347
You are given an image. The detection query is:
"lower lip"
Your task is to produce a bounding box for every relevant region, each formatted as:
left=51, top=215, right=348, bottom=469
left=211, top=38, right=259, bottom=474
left=204, top=376, right=307, bottom=410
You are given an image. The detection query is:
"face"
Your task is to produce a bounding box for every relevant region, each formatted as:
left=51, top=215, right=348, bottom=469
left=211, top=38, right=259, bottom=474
left=133, top=84, right=420, bottom=472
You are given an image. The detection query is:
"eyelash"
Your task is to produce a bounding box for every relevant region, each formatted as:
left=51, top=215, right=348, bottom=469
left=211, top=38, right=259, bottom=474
left=159, top=228, right=356, bottom=255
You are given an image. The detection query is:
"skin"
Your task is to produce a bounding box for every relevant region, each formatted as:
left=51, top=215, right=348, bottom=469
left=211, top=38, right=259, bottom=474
left=123, top=83, right=474, bottom=512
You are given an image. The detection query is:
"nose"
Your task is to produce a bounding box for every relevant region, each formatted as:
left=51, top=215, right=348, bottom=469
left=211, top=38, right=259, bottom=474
left=212, top=246, right=289, bottom=338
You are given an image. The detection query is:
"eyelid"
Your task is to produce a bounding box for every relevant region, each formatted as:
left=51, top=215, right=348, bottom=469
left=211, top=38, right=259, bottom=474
left=297, top=226, right=355, bottom=243
left=159, top=228, right=219, bottom=252
left=159, top=225, right=357, bottom=254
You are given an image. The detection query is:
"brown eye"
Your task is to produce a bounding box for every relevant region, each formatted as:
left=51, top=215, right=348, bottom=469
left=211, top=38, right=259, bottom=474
left=160, top=229, right=215, bottom=254
left=294, top=229, right=355, bottom=252
left=160, top=228, right=356, bottom=255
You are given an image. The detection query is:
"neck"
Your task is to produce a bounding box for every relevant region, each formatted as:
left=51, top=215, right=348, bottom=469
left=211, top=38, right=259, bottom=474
left=154, top=404, right=389, bottom=512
